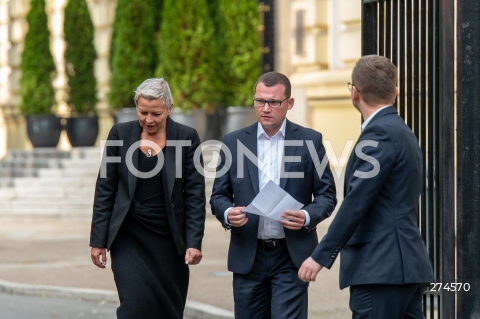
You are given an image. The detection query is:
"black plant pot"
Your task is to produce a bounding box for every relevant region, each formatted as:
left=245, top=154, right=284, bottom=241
left=114, top=107, right=138, bottom=123
left=225, top=106, right=258, bottom=134
left=26, top=115, right=62, bottom=148
left=65, top=115, right=99, bottom=147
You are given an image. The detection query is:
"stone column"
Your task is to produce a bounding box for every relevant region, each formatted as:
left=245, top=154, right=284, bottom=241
left=4, top=0, right=29, bottom=150
left=0, top=0, right=10, bottom=157
left=87, top=0, right=116, bottom=141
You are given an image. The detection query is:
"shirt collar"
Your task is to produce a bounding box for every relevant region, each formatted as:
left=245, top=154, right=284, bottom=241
left=361, top=106, right=390, bottom=131
left=257, top=118, right=287, bottom=139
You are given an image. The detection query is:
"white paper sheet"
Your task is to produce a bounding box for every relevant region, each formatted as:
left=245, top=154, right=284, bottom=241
left=243, top=180, right=304, bottom=221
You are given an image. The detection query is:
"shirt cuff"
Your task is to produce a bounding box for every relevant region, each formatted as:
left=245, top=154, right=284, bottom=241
left=302, top=210, right=310, bottom=227
left=224, top=207, right=233, bottom=227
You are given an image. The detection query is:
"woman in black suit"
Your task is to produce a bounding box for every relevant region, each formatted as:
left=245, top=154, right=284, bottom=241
left=90, top=78, right=206, bottom=319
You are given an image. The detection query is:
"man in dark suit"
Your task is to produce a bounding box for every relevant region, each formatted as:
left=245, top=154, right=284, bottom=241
left=298, top=55, right=434, bottom=318
left=210, top=71, right=337, bottom=319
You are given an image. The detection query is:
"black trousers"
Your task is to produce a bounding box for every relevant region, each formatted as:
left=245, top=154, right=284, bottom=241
left=233, top=243, right=309, bottom=319
left=349, top=284, right=425, bottom=319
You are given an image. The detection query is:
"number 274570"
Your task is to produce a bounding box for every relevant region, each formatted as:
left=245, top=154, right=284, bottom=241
left=429, top=283, right=470, bottom=292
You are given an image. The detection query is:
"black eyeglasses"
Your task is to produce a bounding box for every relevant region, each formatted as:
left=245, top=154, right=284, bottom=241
left=253, top=97, right=289, bottom=108
left=347, top=82, right=360, bottom=92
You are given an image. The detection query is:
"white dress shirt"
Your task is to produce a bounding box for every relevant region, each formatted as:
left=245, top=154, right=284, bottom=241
left=224, top=119, right=310, bottom=239
left=361, top=106, right=390, bottom=131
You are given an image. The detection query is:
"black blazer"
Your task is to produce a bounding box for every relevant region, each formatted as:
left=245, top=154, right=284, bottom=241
left=90, top=117, right=206, bottom=255
left=311, top=107, right=435, bottom=289
left=210, top=120, right=337, bottom=274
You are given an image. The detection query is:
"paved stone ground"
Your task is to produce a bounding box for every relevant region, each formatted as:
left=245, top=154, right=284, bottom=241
left=0, top=291, right=118, bottom=319
left=0, top=215, right=351, bottom=319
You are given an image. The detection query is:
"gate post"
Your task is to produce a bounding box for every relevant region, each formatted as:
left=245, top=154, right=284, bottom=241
left=361, top=1, right=377, bottom=55
left=457, top=0, right=480, bottom=317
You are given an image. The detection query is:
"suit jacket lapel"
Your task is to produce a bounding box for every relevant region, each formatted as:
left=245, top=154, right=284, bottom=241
left=280, top=120, right=299, bottom=189
left=128, top=121, right=142, bottom=199
left=164, top=116, right=176, bottom=200
left=162, top=117, right=185, bottom=254
left=244, top=123, right=260, bottom=195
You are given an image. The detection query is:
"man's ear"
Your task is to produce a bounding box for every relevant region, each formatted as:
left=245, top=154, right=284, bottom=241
left=352, top=86, right=360, bottom=101
left=287, top=97, right=294, bottom=110
left=393, top=87, right=399, bottom=99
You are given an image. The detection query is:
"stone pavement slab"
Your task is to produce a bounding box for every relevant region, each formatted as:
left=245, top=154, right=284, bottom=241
left=0, top=215, right=350, bottom=318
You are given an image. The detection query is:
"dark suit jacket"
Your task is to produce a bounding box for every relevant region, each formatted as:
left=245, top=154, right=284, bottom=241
left=210, top=120, right=337, bottom=274
left=311, top=107, right=434, bottom=289
left=90, top=117, right=206, bottom=255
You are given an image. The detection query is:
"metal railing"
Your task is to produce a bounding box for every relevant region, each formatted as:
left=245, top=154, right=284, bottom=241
left=361, top=0, right=456, bottom=318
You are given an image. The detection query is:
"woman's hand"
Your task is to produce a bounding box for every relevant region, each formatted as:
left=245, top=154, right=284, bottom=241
left=91, top=246, right=107, bottom=269
left=185, top=248, right=202, bottom=265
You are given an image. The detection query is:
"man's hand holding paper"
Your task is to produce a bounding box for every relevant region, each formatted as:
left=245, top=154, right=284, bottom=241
left=281, top=210, right=306, bottom=230
left=243, top=180, right=304, bottom=224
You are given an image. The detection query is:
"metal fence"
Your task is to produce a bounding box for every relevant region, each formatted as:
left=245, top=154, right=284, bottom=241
left=361, top=0, right=456, bottom=318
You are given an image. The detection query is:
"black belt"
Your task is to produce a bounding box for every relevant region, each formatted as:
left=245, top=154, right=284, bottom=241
left=258, top=238, right=286, bottom=249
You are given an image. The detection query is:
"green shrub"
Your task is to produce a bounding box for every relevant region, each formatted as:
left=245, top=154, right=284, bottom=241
left=155, top=0, right=216, bottom=112
left=19, top=0, right=56, bottom=116
left=218, top=0, right=261, bottom=107
left=109, top=0, right=157, bottom=110
left=64, top=0, right=97, bottom=115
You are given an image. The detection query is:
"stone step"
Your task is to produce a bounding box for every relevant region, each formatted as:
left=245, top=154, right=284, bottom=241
left=0, top=178, right=14, bottom=187
left=37, top=168, right=98, bottom=178
left=4, top=148, right=72, bottom=160
left=0, top=209, right=92, bottom=221
left=0, top=167, right=39, bottom=178
left=0, top=159, right=100, bottom=170
left=59, top=160, right=100, bottom=169
left=12, top=177, right=97, bottom=188
left=0, top=188, right=16, bottom=199
left=3, top=200, right=92, bottom=211
left=12, top=187, right=94, bottom=198
left=4, top=147, right=99, bottom=160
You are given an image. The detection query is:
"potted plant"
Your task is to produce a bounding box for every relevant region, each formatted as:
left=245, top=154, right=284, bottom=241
left=109, top=0, right=157, bottom=123
left=19, top=0, right=61, bottom=148
left=64, top=0, right=98, bottom=147
left=155, top=0, right=217, bottom=141
left=218, top=0, right=261, bottom=134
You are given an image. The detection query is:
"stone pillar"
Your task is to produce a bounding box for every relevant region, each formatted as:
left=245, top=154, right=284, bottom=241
left=87, top=0, right=116, bottom=142
left=338, top=0, right=361, bottom=67
left=0, top=0, right=10, bottom=157
left=4, top=0, right=29, bottom=150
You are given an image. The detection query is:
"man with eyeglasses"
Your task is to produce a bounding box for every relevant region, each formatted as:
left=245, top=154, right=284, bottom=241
left=210, top=71, right=337, bottom=319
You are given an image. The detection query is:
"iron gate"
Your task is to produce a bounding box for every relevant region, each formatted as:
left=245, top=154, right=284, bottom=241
left=361, top=0, right=456, bottom=318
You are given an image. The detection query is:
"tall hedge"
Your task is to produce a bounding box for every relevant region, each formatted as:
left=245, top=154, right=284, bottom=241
left=155, top=0, right=216, bottom=112
left=109, top=0, right=157, bottom=110
left=64, top=0, right=97, bottom=115
left=218, top=0, right=261, bottom=107
left=19, top=0, right=56, bottom=116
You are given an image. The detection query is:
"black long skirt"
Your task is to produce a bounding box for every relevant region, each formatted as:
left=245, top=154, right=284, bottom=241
left=110, top=210, right=189, bottom=319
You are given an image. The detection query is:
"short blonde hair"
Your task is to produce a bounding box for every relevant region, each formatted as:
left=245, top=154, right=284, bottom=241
left=133, top=78, right=173, bottom=109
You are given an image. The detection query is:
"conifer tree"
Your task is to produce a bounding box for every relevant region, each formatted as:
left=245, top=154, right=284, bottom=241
left=155, top=0, right=216, bottom=112
left=218, top=0, right=261, bottom=107
left=64, top=0, right=97, bottom=115
left=19, top=0, right=56, bottom=116
left=109, top=0, right=157, bottom=109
